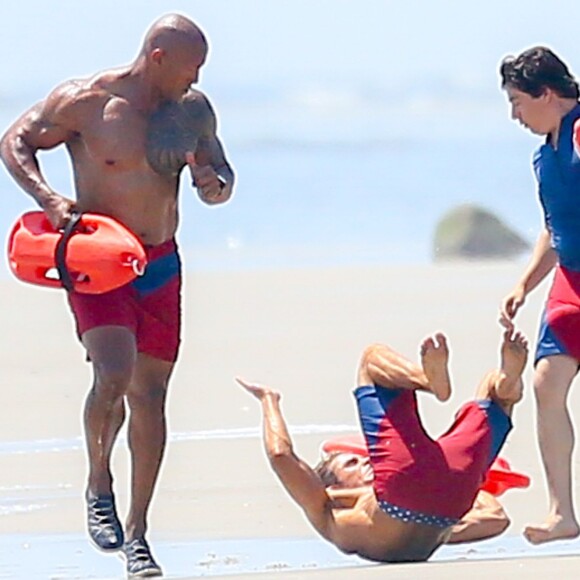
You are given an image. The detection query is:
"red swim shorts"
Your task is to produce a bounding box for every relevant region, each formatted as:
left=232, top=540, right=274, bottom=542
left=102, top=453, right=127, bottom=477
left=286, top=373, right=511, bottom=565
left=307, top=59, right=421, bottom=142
left=67, top=239, right=181, bottom=362
left=536, top=265, right=580, bottom=364
left=355, top=385, right=512, bottom=524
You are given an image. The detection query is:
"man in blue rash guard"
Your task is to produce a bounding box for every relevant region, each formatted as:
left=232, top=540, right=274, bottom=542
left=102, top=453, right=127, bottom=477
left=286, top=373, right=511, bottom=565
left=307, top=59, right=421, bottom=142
left=498, top=46, right=580, bottom=545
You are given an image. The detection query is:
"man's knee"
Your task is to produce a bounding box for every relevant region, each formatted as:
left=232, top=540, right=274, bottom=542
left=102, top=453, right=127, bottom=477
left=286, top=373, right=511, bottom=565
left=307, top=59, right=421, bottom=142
left=93, top=357, right=135, bottom=398
left=533, top=374, right=567, bottom=409
left=126, top=380, right=168, bottom=411
left=533, top=357, right=577, bottom=406
left=358, top=343, right=378, bottom=370
left=83, top=326, right=137, bottom=396
left=357, top=343, right=391, bottom=385
left=475, top=369, right=498, bottom=400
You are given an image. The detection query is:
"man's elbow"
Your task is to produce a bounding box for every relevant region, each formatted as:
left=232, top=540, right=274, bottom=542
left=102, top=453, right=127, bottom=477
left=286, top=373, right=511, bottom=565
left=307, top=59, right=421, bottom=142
left=0, top=130, right=13, bottom=165
left=446, top=512, right=510, bottom=544
left=267, top=448, right=294, bottom=468
left=488, top=502, right=510, bottom=531
left=464, top=514, right=509, bottom=543
left=488, top=513, right=510, bottom=538
left=0, top=127, right=27, bottom=168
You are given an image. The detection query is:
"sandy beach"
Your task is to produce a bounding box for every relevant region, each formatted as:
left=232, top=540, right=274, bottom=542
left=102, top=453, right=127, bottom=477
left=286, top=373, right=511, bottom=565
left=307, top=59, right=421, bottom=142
left=2, top=260, right=580, bottom=579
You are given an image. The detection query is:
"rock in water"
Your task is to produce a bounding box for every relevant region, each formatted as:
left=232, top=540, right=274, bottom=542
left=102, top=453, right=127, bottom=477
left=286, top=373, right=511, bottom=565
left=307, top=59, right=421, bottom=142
left=433, top=204, right=530, bottom=261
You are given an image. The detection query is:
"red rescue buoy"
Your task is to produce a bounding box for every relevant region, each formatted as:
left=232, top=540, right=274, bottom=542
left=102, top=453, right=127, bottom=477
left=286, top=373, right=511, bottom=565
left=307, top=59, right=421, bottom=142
left=7, top=211, right=147, bottom=294
left=321, top=433, right=367, bottom=457
left=480, top=457, right=531, bottom=497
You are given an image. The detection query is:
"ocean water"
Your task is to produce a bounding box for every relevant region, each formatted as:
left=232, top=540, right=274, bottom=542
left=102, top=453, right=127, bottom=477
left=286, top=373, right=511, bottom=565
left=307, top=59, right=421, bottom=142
left=3, top=0, right=580, bottom=279
left=0, top=90, right=543, bottom=277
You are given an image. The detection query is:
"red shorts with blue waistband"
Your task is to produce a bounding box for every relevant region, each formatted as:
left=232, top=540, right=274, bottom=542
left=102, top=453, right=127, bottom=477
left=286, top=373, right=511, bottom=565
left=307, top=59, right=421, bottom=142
left=67, top=238, right=182, bottom=363
left=535, top=265, right=580, bottom=365
left=355, top=385, right=512, bottom=524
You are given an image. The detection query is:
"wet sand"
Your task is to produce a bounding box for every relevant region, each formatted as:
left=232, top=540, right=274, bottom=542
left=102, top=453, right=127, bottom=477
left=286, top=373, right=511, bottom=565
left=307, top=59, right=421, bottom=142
left=1, top=262, right=580, bottom=578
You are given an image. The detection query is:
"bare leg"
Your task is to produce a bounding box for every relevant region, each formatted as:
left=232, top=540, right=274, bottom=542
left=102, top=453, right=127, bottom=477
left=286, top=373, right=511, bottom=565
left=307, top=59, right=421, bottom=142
left=523, top=355, right=580, bottom=545
left=83, top=326, right=137, bottom=495
left=357, top=333, right=451, bottom=401
left=475, top=329, right=527, bottom=415
left=84, top=390, right=126, bottom=493
left=124, top=353, right=174, bottom=542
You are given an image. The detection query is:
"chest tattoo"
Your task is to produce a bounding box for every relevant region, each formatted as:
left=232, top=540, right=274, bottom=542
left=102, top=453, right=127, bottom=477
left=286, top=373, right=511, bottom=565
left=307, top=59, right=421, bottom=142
left=146, top=99, right=207, bottom=176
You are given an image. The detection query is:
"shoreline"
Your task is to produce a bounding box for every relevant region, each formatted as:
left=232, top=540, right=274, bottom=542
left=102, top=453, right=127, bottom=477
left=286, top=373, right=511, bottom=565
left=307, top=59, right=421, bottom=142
left=2, top=261, right=578, bottom=579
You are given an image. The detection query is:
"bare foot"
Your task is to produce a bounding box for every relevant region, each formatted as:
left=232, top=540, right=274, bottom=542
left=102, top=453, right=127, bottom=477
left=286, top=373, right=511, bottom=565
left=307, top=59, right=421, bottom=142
left=494, top=329, right=528, bottom=403
left=420, top=333, right=451, bottom=401
left=524, top=515, right=580, bottom=544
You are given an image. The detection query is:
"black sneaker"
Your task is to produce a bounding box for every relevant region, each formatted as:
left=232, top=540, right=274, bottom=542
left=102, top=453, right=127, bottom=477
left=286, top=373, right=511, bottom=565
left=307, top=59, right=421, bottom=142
left=86, top=493, right=124, bottom=551
left=123, top=537, right=163, bottom=578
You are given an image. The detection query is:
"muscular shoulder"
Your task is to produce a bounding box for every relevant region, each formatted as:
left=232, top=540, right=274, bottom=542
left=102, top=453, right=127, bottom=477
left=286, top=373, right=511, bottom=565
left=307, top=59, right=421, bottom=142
left=182, top=88, right=213, bottom=109
left=41, top=76, right=108, bottom=126
left=180, top=89, right=217, bottom=133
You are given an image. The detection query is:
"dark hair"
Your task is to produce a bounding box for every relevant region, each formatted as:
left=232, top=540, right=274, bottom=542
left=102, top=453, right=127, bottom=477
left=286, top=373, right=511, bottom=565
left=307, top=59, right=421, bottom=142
left=500, top=46, right=579, bottom=99
left=314, top=452, right=341, bottom=486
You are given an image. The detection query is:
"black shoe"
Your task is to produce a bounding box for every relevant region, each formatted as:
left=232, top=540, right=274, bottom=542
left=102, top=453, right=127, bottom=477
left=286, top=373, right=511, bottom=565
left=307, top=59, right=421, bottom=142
left=86, top=493, right=124, bottom=551
left=123, top=537, right=163, bottom=578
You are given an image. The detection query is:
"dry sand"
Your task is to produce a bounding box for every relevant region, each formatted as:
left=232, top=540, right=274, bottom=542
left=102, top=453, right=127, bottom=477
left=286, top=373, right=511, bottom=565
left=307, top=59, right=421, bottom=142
left=1, top=261, right=580, bottom=578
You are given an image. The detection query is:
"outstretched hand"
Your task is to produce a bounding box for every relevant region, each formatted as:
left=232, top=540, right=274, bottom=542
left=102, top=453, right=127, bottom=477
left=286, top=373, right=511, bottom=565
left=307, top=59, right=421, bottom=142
left=499, top=287, right=526, bottom=331
left=236, top=377, right=281, bottom=402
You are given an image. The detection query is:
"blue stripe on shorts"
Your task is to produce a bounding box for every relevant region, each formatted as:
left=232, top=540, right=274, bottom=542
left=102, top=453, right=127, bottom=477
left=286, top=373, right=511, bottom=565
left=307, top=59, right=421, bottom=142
left=354, top=385, right=403, bottom=449
left=535, top=310, right=568, bottom=365
left=132, top=252, right=180, bottom=295
left=474, top=399, right=512, bottom=464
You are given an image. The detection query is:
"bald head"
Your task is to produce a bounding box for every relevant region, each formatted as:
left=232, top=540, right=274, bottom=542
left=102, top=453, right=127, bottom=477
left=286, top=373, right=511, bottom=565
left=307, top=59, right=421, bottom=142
left=142, top=14, right=207, bottom=56
left=139, top=14, right=209, bottom=100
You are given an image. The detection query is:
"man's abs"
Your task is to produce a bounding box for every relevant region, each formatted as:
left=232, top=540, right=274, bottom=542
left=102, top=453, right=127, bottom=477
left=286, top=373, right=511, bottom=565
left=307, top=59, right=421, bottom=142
left=70, top=161, right=180, bottom=245
left=66, top=83, right=182, bottom=244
